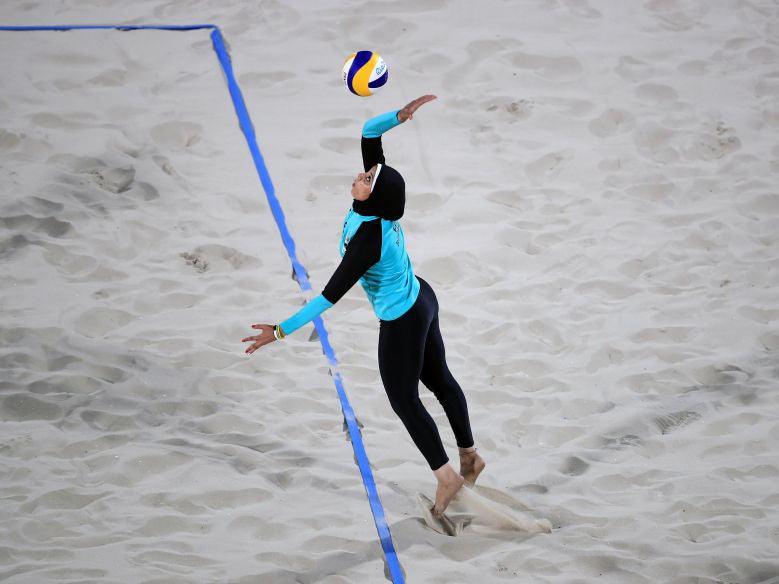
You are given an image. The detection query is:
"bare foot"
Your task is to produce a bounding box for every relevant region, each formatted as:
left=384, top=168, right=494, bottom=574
left=432, top=463, right=465, bottom=517
left=459, top=447, right=486, bottom=486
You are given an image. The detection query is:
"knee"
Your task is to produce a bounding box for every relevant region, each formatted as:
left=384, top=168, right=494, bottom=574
left=422, top=370, right=457, bottom=395
left=386, top=391, right=421, bottom=419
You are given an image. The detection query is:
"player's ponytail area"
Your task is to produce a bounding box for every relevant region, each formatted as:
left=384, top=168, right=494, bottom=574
left=0, top=26, right=549, bottom=584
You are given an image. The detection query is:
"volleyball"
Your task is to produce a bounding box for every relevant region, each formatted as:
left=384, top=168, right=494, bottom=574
left=342, top=51, right=388, bottom=97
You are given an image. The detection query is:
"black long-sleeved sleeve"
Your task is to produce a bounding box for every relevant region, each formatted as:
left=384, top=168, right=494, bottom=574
left=361, top=136, right=385, bottom=172
left=321, top=219, right=382, bottom=304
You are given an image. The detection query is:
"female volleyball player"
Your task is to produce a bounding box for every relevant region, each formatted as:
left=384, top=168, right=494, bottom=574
left=242, top=95, right=484, bottom=515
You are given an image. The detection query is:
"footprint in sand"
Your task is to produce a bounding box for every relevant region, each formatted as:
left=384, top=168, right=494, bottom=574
left=150, top=121, right=203, bottom=150
left=692, top=364, right=751, bottom=386
left=678, top=60, right=710, bottom=76
left=585, top=345, right=625, bottom=373
left=41, top=243, right=98, bottom=276
left=560, top=456, right=590, bottom=476
left=507, top=51, right=584, bottom=81
left=755, top=75, right=779, bottom=99
left=81, top=409, right=139, bottom=432
left=632, top=123, right=678, bottom=163
left=563, top=0, right=602, bottom=18
left=86, top=167, right=136, bottom=194
left=1, top=394, right=62, bottom=422
left=441, top=38, right=523, bottom=91
left=615, top=56, right=656, bottom=83
left=88, top=68, right=128, bottom=87
left=72, top=307, right=135, bottom=338
left=737, top=305, right=779, bottom=324
left=31, top=112, right=91, bottom=130
left=539, top=96, right=594, bottom=118
left=635, top=83, right=678, bottom=104
left=588, top=108, right=635, bottom=137
left=417, top=486, right=552, bottom=537
left=527, top=320, right=566, bottom=351
left=645, top=0, right=709, bottom=32
left=405, top=191, right=443, bottom=213
left=683, top=126, right=741, bottom=161
left=1, top=215, right=71, bottom=238
left=321, top=118, right=353, bottom=129
left=417, top=257, right=464, bottom=286
left=37, top=50, right=102, bottom=67
left=152, top=155, right=179, bottom=178
left=720, top=36, right=758, bottom=56
left=365, top=17, right=417, bottom=45
left=308, top=174, right=350, bottom=195
left=524, top=150, right=574, bottom=185
left=576, top=280, right=639, bottom=300
left=758, top=331, right=779, bottom=351
left=736, top=193, right=779, bottom=219
left=486, top=189, right=533, bottom=212
left=654, top=410, right=702, bottom=435
left=747, top=46, right=777, bottom=65
left=48, top=153, right=105, bottom=173
left=181, top=252, right=209, bottom=273
left=409, top=50, right=454, bottom=74
left=320, top=137, right=359, bottom=155
left=238, top=71, right=296, bottom=90
left=603, top=433, right=644, bottom=450
left=0, top=129, right=21, bottom=152
left=484, top=97, right=534, bottom=123
left=0, top=234, right=32, bottom=259
left=180, top=244, right=260, bottom=273
left=652, top=11, right=700, bottom=32
left=48, top=154, right=157, bottom=201
left=469, top=124, right=501, bottom=147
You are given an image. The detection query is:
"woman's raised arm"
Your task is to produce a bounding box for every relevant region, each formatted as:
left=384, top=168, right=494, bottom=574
left=361, top=95, right=437, bottom=171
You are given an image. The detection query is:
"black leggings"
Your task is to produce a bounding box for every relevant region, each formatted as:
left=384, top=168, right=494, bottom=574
left=378, top=277, right=474, bottom=470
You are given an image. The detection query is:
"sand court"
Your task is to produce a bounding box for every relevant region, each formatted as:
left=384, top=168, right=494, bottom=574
left=1, top=28, right=389, bottom=582
left=2, top=1, right=779, bottom=583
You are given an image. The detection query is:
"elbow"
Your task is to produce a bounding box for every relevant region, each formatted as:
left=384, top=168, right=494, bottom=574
left=321, top=289, right=338, bottom=306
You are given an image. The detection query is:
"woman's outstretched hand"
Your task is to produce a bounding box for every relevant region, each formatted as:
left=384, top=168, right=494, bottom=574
left=242, top=323, right=276, bottom=355
left=397, top=94, right=437, bottom=123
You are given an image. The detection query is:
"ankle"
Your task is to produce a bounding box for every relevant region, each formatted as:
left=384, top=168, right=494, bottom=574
left=458, top=446, right=477, bottom=456
left=433, top=462, right=459, bottom=482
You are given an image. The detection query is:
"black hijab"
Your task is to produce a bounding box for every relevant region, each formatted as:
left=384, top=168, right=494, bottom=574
left=352, top=163, right=405, bottom=221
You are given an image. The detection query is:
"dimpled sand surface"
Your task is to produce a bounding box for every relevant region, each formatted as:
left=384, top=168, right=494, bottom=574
left=1, top=1, right=778, bottom=583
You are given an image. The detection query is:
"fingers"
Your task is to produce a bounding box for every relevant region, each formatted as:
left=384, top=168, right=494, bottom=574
left=401, top=95, right=437, bottom=120
left=244, top=336, right=269, bottom=354
left=411, top=95, right=437, bottom=108
left=243, top=323, right=277, bottom=355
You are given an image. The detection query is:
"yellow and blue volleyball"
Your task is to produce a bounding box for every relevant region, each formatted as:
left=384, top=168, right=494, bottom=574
left=342, top=51, right=388, bottom=97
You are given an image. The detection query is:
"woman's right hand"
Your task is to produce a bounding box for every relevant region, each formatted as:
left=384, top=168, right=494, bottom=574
left=397, top=95, right=437, bottom=123
left=242, top=323, right=276, bottom=355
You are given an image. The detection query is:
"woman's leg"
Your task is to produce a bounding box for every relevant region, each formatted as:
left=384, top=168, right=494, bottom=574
left=378, top=283, right=464, bottom=515
left=419, top=313, right=474, bottom=448
left=378, top=305, right=448, bottom=471
left=418, top=282, right=486, bottom=485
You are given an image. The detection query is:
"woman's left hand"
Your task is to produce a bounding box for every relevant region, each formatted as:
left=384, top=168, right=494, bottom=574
left=242, top=323, right=276, bottom=355
left=397, top=94, right=437, bottom=123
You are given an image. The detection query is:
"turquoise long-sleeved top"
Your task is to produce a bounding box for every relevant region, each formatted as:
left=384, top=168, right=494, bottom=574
left=279, top=110, right=420, bottom=336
